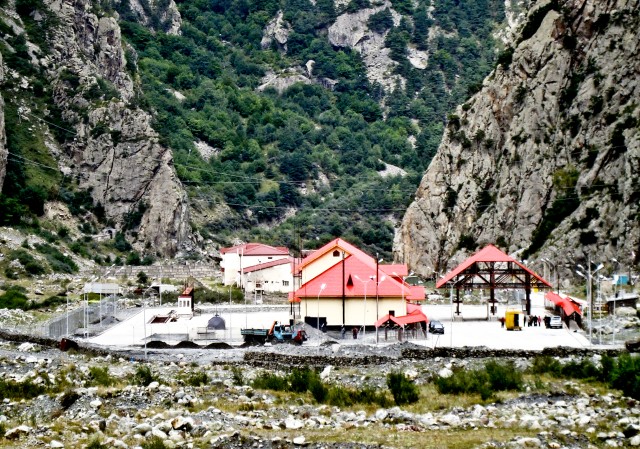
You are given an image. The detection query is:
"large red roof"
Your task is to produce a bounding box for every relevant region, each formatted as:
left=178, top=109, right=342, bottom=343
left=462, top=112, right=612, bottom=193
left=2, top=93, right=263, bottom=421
left=294, top=253, right=420, bottom=300
left=546, top=292, right=582, bottom=316
left=294, top=238, right=372, bottom=274
left=436, top=244, right=551, bottom=289
left=220, top=243, right=289, bottom=256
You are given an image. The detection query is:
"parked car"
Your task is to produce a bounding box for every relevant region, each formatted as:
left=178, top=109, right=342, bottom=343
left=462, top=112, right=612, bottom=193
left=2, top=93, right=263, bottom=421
left=549, top=316, right=563, bottom=329
left=428, top=320, right=445, bottom=334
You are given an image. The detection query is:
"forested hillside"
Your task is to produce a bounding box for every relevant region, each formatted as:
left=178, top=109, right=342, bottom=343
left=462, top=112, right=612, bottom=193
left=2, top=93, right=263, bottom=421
left=0, top=0, right=513, bottom=263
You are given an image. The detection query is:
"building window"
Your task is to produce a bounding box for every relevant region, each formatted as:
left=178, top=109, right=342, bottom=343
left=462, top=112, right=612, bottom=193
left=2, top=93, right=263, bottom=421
left=268, top=256, right=273, bottom=259
left=283, top=281, right=289, bottom=286
left=332, top=250, right=340, bottom=257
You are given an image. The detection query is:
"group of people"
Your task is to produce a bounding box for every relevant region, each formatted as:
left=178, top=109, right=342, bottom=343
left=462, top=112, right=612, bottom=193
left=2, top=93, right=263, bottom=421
left=499, top=314, right=548, bottom=328
left=524, top=314, right=543, bottom=327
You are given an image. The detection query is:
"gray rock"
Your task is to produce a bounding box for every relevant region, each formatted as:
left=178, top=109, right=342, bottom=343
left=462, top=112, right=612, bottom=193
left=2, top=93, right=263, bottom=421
left=5, top=425, right=32, bottom=439
left=395, top=0, right=640, bottom=281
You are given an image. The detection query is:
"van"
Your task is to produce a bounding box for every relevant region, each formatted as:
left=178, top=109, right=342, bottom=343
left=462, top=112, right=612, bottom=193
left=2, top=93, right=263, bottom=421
left=549, top=316, right=563, bottom=329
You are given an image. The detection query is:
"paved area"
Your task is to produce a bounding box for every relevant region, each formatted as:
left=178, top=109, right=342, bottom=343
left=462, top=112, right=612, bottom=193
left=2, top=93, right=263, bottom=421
left=85, top=292, right=602, bottom=351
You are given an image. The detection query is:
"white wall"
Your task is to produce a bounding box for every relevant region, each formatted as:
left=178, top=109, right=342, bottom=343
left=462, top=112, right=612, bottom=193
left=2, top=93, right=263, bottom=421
left=301, top=297, right=407, bottom=327
left=221, top=252, right=289, bottom=286
left=243, top=263, right=294, bottom=294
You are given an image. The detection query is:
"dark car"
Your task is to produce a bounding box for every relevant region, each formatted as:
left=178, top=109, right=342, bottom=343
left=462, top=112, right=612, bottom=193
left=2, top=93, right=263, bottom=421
left=428, top=320, right=444, bottom=334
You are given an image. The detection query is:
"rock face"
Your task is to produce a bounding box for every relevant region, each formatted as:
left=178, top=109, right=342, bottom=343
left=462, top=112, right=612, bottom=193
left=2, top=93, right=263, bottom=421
left=113, top=0, right=182, bottom=35
left=396, top=0, right=640, bottom=276
left=0, top=52, right=6, bottom=192
left=328, top=2, right=404, bottom=92
left=261, top=10, right=292, bottom=50
left=44, top=0, right=190, bottom=255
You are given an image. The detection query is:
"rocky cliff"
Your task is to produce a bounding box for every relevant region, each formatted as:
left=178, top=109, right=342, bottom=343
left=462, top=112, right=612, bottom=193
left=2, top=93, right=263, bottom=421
left=0, top=0, right=190, bottom=255
left=396, top=0, right=640, bottom=278
left=0, top=51, right=6, bottom=192
left=46, top=0, right=190, bottom=255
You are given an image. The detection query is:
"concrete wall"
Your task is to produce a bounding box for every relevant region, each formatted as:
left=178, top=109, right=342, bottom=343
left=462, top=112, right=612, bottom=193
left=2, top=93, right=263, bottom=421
left=81, top=263, right=221, bottom=282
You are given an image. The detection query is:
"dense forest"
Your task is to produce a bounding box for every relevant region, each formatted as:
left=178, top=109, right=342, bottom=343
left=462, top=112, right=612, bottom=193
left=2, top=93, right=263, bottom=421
left=0, top=0, right=508, bottom=261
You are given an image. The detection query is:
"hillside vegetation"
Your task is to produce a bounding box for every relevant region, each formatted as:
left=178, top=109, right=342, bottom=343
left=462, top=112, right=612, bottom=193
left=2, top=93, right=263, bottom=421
left=0, top=0, right=509, bottom=266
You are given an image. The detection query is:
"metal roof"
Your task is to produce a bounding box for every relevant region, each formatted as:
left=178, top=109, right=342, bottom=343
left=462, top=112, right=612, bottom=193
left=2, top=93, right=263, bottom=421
left=436, top=245, right=551, bottom=290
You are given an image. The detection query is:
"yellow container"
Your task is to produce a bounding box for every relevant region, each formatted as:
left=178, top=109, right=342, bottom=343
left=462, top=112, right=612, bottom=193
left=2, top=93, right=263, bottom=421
left=505, top=310, right=522, bottom=331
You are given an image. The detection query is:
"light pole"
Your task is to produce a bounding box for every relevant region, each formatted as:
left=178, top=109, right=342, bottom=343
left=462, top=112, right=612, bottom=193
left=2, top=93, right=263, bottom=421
left=354, top=275, right=373, bottom=339
left=612, top=258, right=621, bottom=346
left=576, top=259, right=604, bottom=345
left=543, top=257, right=559, bottom=293
left=393, top=270, right=415, bottom=336
left=317, top=283, right=326, bottom=330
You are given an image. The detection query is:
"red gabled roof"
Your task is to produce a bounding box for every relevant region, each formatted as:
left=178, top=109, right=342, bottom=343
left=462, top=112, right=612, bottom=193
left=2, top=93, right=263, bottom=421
left=294, top=238, right=372, bottom=274
left=220, top=243, right=289, bottom=256
left=436, top=245, right=551, bottom=289
left=385, top=265, right=407, bottom=277
left=546, top=292, right=582, bottom=316
left=374, top=309, right=428, bottom=327
left=243, top=257, right=293, bottom=273
left=294, top=254, right=420, bottom=300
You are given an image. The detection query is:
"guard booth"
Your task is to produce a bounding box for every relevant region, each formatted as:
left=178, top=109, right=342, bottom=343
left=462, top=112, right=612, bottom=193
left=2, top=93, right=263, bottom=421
left=505, top=309, right=522, bottom=331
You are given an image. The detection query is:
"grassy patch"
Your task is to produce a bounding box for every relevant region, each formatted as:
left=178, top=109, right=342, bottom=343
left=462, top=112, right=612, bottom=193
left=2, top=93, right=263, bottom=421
left=249, top=426, right=538, bottom=449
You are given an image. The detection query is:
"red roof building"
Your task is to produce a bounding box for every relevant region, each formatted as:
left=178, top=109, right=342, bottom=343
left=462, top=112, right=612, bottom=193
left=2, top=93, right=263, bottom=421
left=292, top=238, right=424, bottom=334
left=219, top=243, right=291, bottom=289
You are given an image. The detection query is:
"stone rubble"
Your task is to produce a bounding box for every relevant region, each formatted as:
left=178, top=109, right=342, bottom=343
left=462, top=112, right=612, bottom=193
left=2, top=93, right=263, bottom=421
left=0, top=339, right=638, bottom=448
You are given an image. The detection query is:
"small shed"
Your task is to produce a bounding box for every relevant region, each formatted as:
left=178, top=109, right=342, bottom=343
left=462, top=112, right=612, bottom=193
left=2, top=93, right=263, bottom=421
left=606, top=292, right=639, bottom=313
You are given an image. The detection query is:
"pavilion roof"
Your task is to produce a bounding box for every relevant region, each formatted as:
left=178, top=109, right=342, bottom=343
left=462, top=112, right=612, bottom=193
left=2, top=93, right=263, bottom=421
left=436, top=245, right=551, bottom=290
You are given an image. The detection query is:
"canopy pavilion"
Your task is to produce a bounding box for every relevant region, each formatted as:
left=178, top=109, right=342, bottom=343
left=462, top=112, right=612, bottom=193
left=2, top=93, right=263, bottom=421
left=436, top=245, right=552, bottom=316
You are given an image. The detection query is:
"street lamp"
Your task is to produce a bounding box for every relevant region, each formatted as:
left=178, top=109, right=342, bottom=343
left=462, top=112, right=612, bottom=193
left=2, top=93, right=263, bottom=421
left=576, top=259, right=604, bottom=345
left=612, top=258, right=621, bottom=346
left=317, top=283, right=326, bottom=330
left=354, top=275, right=373, bottom=339
left=393, top=270, right=415, bottom=339
left=542, top=257, right=559, bottom=293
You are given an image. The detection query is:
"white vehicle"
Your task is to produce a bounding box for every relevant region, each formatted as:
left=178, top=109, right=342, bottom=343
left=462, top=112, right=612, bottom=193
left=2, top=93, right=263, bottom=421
left=549, top=316, right=563, bottom=329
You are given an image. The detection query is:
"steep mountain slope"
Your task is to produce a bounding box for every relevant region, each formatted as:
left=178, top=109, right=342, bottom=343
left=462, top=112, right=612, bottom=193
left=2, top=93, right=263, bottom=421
left=0, top=52, right=5, bottom=191
left=1, top=0, right=515, bottom=266
left=0, top=0, right=190, bottom=255
left=396, top=0, right=640, bottom=277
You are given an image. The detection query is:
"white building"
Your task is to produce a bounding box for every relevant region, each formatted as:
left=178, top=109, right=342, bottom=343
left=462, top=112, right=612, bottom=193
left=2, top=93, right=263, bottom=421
left=219, top=243, right=292, bottom=293
left=242, top=257, right=296, bottom=294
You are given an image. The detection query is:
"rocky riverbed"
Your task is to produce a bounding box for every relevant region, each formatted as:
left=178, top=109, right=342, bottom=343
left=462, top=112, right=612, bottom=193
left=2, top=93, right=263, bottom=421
left=1, top=335, right=640, bottom=449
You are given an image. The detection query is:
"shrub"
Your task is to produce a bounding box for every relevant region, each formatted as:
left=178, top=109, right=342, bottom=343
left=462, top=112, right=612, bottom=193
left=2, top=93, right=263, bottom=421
left=0, top=287, right=29, bottom=309
left=10, top=249, right=47, bottom=275
left=0, top=379, right=46, bottom=399
left=485, top=360, right=523, bottom=391
left=610, top=354, right=640, bottom=399
left=528, top=355, right=562, bottom=376
left=133, top=365, right=156, bottom=387
left=231, top=366, right=244, bottom=386
left=326, top=385, right=353, bottom=407
left=436, top=361, right=522, bottom=400
left=309, top=378, right=328, bottom=403
left=289, top=367, right=319, bottom=393
left=252, top=372, right=288, bottom=391
left=186, top=372, right=209, bottom=387
left=387, top=372, right=419, bottom=405
left=86, top=438, right=108, bottom=449
left=88, top=366, right=116, bottom=387
left=141, top=437, right=166, bottom=449
left=34, top=243, right=78, bottom=273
